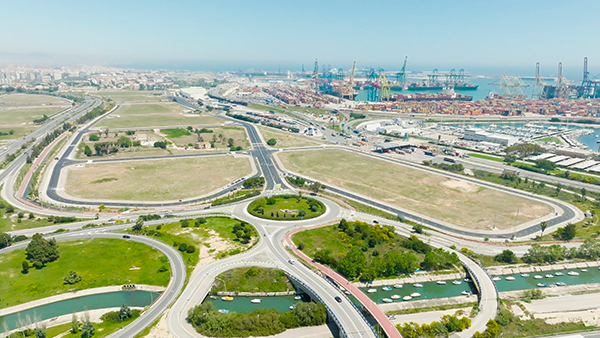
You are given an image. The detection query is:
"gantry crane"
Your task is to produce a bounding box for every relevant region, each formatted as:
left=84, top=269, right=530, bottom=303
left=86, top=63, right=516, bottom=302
left=396, top=56, right=408, bottom=84
left=379, top=71, right=391, bottom=101
left=531, top=62, right=547, bottom=99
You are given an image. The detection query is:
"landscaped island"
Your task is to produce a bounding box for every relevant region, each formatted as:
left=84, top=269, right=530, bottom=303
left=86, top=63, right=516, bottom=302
left=247, top=194, right=325, bottom=220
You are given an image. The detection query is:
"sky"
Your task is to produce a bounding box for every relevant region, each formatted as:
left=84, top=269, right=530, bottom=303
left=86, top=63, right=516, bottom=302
left=1, top=0, right=599, bottom=78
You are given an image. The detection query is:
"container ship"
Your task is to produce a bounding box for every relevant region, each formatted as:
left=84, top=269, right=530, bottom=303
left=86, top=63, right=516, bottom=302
left=408, top=82, right=479, bottom=91
left=391, top=92, right=473, bottom=102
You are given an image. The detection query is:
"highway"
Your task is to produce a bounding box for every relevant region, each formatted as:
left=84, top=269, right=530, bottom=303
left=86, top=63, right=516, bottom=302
left=0, top=229, right=186, bottom=338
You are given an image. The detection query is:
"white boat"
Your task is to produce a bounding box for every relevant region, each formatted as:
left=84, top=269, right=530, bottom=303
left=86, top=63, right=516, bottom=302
left=505, top=276, right=516, bottom=281
left=549, top=284, right=558, bottom=288
left=545, top=274, right=554, bottom=278
left=582, top=269, right=588, bottom=272
left=413, top=283, right=423, bottom=288
left=294, top=295, right=301, bottom=300
left=250, top=299, right=261, bottom=304
left=555, top=272, right=564, bottom=276
left=367, top=288, right=377, bottom=293
left=461, top=290, right=472, bottom=295
left=464, top=278, right=472, bottom=282
left=391, top=295, right=401, bottom=299
left=537, top=282, right=547, bottom=287
left=393, top=284, right=403, bottom=289
left=567, top=271, right=579, bottom=276
left=534, top=275, right=543, bottom=279
left=344, top=290, right=351, bottom=295
left=221, top=296, right=233, bottom=301
left=492, top=277, right=501, bottom=281
left=556, top=281, right=567, bottom=286
left=218, top=309, right=230, bottom=313
left=382, top=298, right=393, bottom=303
left=209, top=295, right=219, bottom=300
left=452, top=280, right=462, bottom=285
left=521, top=274, right=530, bottom=277
left=411, top=292, right=421, bottom=297
left=436, top=281, right=447, bottom=285
left=403, top=296, right=412, bottom=301
left=289, top=305, right=296, bottom=310
left=382, top=286, right=392, bottom=291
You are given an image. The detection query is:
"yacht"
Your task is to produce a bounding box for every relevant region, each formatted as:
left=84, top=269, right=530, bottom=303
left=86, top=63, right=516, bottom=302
left=556, top=281, right=567, bottom=286
left=555, top=272, right=564, bottom=276
left=464, top=278, right=472, bottom=282
left=582, top=269, right=588, bottom=272
left=393, top=284, right=403, bottom=289
left=413, top=283, right=423, bottom=288
left=567, top=271, right=579, bottom=276
left=403, top=296, right=413, bottom=301
left=411, top=292, right=421, bottom=297
left=461, top=290, right=472, bottom=295
left=221, top=296, right=233, bottom=301
left=391, top=295, right=401, bottom=299
left=537, top=283, right=547, bottom=287
left=436, top=281, right=447, bottom=285
left=534, top=275, right=543, bottom=279
left=251, top=299, right=261, bottom=304
left=452, top=280, right=462, bottom=285
left=382, top=298, right=393, bottom=303
left=521, top=273, right=530, bottom=277
left=545, top=274, right=554, bottom=278
left=218, top=309, right=230, bottom=313
left=492, top=277, right=501, bottom=281
left=367, top=288, right=377, bottom=293
left=294, top=295, right=302, bottom=300
left=382, top=286, right=392, bottom=291
left=505, top=276, right=516, bottom=281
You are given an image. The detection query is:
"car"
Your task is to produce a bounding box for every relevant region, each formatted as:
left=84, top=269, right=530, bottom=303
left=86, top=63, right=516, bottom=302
left=122, top=235, right=130, bottom=239
left=288, top=259, right=295, bottom=264
left=335, top=296, right=342, bottom=303
left=373, top=220, right=379, bottom=224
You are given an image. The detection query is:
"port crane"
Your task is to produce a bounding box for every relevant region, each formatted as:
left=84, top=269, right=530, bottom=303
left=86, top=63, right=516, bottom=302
left=579, top=57, right=600, bottom=98
left=490, top=75, right=529, bottom=99
left=379, top=72, right=391, bottom=101
left=395, top=56, right=408, bottom=84
left=428, top=69, right=440, bottom=83
left=531, top=62, right=547, bottom=99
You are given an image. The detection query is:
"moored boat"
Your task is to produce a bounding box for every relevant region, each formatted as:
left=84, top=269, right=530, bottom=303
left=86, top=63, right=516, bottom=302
left=436, top=281, right=447, bottom=285
left=555, top=272, right=564, bottom=276
left=505, top=276, right=516, bottom=281
left=413, top=283, right=423, bottom=288
left=382, top=286, right=392, bottom=291
left=545, top=274, right=553, bottom=278
left=567, top=271, right=579, bottom=276
left=393, top=284, right=403, bottom=289
left=537, top=283, right=547, bottom=287
left=383, top=298, right=393, bottom=303
left=391, top=295, right=401, bottom=299
left=521, top=274, right=530, bottom=277
left=461, top=290, right=472, bottom=295
left=367, top=288, right=377, bottom=293
left=534, top=275, right=543, bottom=279
left=221, top=296, right=233, bottom=301
left=251, top=299, right=261, bottom=304
left=452, top=280, right=462, bottom=285
left=294, top=295, right=301, bottom=300
left=492, top=277, right=501, bottom=281
left=218, top=309, right=230, bottom=313
left=403, top=296, right=412, bottom=301
left=411, top=292, right=421, bottom=297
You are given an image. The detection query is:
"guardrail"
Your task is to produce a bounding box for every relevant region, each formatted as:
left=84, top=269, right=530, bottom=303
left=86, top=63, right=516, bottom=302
left=471, top=259, right=500, bottom=307
left=286, top=273, right=350, bottom=338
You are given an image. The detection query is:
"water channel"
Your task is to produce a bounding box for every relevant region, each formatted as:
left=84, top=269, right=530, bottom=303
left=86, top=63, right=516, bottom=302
left=0, top=290, right=161, bottom=333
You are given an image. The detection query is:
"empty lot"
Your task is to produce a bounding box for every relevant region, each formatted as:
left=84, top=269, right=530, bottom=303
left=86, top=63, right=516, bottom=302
left=277, top=149, right=552, bottom=230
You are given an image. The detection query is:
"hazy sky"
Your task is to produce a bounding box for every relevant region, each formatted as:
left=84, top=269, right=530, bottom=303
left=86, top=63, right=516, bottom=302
left=1, top=0, right=599, bottom=77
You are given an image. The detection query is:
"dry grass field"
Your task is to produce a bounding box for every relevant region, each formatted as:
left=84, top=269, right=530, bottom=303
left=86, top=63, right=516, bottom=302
left=0, top=106, right=65, bottom=125
left=277, top=149, right=552, bottom=230
left=96, top=91, right=166, bottom=102
left=65, top=156, right=252, bottom=201
left=113, top=102, right=186, bottom=115
left=164, top=126, right=249, bottom=149
left=93, top=114, right=223, bottom=129
left=257, top=126, right=323, bottom=148
left=0, top=94, right=69, bottom=106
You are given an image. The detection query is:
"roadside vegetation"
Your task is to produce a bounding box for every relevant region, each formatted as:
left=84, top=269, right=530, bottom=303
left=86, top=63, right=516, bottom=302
left=247, top=194, right=325, bottom=220
left=397, top=314, right=471, bottom=338
left=211, top=267, right=293, bottom=293
left=187, top=301, right=326, bottom=337
left=293, top=219, right=459, bottom=282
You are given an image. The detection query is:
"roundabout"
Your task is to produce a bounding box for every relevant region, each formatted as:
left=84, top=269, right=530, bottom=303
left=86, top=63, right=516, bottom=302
left=246, top=194, right=326, bottom=221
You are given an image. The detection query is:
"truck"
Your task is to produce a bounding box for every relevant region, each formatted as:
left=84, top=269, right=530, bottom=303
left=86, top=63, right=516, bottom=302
left=443, top=157, right=457, bottom=163
left=424, top=151, right=436, bottom=156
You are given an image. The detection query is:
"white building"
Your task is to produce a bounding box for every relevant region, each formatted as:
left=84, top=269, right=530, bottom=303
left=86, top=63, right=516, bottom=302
left=462, top=128, right=518, bottom=146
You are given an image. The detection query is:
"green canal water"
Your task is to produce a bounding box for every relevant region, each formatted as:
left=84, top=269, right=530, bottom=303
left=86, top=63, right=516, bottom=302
left=202, top=294, right=310, bottom=313
left=0, top=290, right=160, bottom=333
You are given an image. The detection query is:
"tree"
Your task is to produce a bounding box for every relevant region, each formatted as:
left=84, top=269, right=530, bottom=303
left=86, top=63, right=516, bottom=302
left=22, top=260, right=30, bottom=273
left=71, top=314, right=79, bottom=333
left=421, top=251, right=439, bottom=271
left=227, top=138, right=235, bottom=147
left=535, top=159, right=556, bottom=171
left=26, top=233, right=60, bottom=267
left=132, top=218, right=144, bottom=231
left=81, top=321, right=95, bottom=338
left=503, top=154, right=517, bottom=163
left=64, top=270, right=82, bottom=284
left=412, top=224, right=424, bottom=234
left=89, top=134, right=99, bottom=142
left=559, top=223, right=576, bottom=240
left=0, top=232, right=13, bottom=249
left=267, top=138, right=277, bottom=146
left=117, top=136, right=132, bottom=148
left=494, top=250, right=518, bottom=264
left=119, top=305, right=133, bottom=321
left=34, top=327, right=46, bottom=338
left=84, top=145, right=92, bottom=157
left=581, top=187, right=587, bottom=199
left=555, top=183, right=562, bottom=195
left=311, top=181, right=324, bottom=194
left=540, top=221, right=548, bottom=236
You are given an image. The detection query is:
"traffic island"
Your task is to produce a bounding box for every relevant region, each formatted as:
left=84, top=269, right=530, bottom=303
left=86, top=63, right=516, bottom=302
left=247, top=194, right=326, bottom=221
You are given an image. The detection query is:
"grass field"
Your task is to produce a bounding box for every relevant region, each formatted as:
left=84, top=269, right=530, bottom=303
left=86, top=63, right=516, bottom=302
left=96, top=91, right=165, bottom=102
left=113, top=103, right=185, bottom=116
left=539, top=136, right=563, bottom=144
left=0, top=106, right=66, bottom=125
left=212, top=267, right=293, bottom=293
left=65, top=156, right=252, bottom=201
left=0, top=125, right=37, bottom=141
left=0, top=238, right=169, bottom=309
left=0, top=94, right=69, bottom=106
left=257, top=126, right=323, bottom=148
left=93, top=114, right=223, bottom=129
left=278, top=149, right=552, bottom=230
left=247, top=195, right=325, bottom=220
left=0, top=197, right=60, bottom=233
left=164, top=126, right=249, bottom=149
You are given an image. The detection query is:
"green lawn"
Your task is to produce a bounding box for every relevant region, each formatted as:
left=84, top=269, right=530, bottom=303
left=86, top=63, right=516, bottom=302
left=292, top=225, right=349, bottom=257
left=247, top=195, right=325, bottom=220
left=114, top=103, right=184, bottom=115
left=161, top=128, right=192, bottom=138
left=539, top=136, right=563, bottom=144
left=211, top=267, right=293, bottom=293
left=467, top=153, right=504, bottom=162
left=48, top=310, right=142, bottom=338
left=0, top=197, right=61, bottom=233
left=0, top=125, right=37, bottom=140
left=0, top=238, right=169, bottom=309
left=93, top=114, right=223, bottom=129
left=164, top=126, right=250, bottom=150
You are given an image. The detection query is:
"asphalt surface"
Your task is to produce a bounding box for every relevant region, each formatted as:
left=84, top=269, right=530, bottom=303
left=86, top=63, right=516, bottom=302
left=0, top=229, right=186, bottom=338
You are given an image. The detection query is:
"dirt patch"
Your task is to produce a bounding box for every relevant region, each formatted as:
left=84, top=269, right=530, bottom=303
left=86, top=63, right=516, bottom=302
left=440, top=179, right=480, bottom=193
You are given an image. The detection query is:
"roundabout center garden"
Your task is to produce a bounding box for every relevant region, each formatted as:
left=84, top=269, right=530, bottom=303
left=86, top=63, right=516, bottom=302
left=247, top=195, right=325, bottom=220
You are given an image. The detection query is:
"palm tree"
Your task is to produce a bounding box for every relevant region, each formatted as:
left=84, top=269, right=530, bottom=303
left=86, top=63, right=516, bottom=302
left=540, top=221, right=548, bottom=236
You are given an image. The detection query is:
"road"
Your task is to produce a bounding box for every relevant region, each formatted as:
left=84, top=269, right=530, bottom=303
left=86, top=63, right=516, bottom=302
left=0, top=229, right=186, bottom=338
